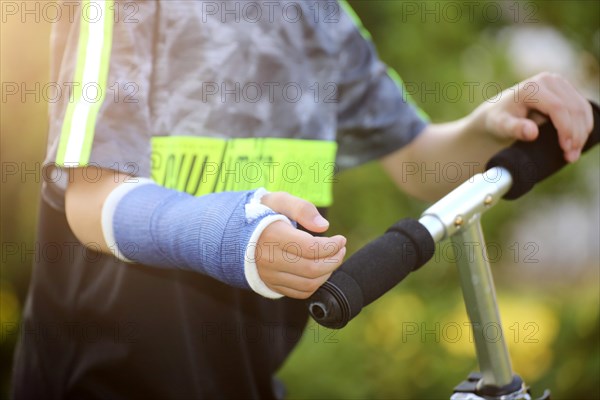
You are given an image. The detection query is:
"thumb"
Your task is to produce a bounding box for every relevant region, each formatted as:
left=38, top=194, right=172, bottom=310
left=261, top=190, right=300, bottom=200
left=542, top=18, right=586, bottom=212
left=488, top=111, right=539, bottom=142
left=261, top=192, right=330, bottom=233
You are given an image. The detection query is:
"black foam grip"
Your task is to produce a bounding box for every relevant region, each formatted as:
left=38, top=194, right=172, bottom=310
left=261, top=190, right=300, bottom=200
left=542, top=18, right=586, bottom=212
left=307, top=219, right=435, bottom=329
left=486, top=101, right=600, bottom=200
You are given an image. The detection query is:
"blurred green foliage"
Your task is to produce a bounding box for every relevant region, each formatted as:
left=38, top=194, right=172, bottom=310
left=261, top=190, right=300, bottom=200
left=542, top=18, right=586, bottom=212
left=1, top=1, right=599, bottom=399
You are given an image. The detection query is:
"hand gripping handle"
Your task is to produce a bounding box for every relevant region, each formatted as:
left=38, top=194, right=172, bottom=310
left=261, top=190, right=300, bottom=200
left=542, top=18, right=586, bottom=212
left=486, top=101, right=600, bottom=200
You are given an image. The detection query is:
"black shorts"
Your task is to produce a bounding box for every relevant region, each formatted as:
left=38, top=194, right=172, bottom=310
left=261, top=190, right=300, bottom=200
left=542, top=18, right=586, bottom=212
left=11, top=199, right=309, bottom=400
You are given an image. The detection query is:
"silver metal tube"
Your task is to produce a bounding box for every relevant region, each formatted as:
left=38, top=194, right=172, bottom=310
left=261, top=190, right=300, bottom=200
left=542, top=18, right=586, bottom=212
left=418, top=167, right=512, bottom=243
left=417, top=167, right=516, bottom=389
left=451, top=219, right=514, bottom=388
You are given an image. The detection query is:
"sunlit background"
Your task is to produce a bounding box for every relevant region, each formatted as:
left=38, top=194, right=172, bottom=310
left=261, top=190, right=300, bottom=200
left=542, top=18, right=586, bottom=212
left=1, top=1, right=598, bottom=399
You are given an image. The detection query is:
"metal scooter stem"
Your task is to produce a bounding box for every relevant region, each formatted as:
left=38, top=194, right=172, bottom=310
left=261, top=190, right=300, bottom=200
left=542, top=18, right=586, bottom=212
left=418, top=167, right=516, bottom=390
left=451, top=219, right=513, bottom=388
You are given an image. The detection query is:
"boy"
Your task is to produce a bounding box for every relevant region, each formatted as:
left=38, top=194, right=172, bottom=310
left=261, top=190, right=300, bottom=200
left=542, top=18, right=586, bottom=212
left=12, top=1, right=592, bottom=399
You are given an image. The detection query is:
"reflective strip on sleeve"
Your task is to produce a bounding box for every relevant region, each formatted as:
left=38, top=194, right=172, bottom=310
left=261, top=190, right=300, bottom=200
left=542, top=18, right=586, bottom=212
left=56, top=0, right=114, bottom=167
left=386, top=67, right=430, bottom=122
left=151, top=137, right=338, bottom=207
left=338, top=0, right=430, bottom=122
left=338, top=0, right=372, bottom=41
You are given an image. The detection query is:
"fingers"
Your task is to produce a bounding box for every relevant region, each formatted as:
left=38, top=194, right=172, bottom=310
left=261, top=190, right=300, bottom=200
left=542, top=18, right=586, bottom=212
left=547, top=75, right=594, bottom=140
left=260, top=221, right=346, bottom=259
left=260, top=191, right=330, bottom=233
left=255, top=220, right=347, bottom=299
left=261, top=246, right=346, bottom=300
left=489, top=111, right=539, bottom=142
left=522, top=72, right=593, bottom=162
left=263, top=271, right=333, bottom=292
left=259, top=242, right=346, bottom=279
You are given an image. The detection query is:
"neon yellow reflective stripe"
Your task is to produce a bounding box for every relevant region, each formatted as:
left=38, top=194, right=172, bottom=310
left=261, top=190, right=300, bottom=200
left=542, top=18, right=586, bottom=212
left=80, top=4, right=114, bottom=165
left=56, top=0, right=114, bottom=166
left=56, top=2, right=90, bottom=165
left=339, top=0, right=430, bottom=122
left=151, top=137, right=338, bottom=207
left=152, top=137, right=226, bottom=194
left=338, top=0, right=372, bottom=41
left=386, top=67, right=430, bottom=122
